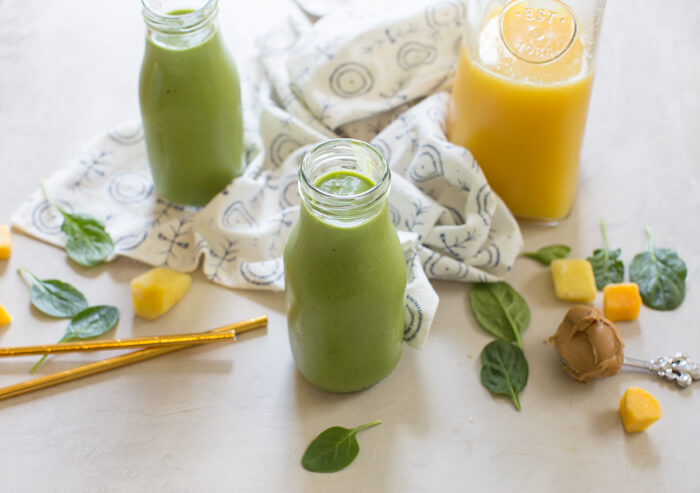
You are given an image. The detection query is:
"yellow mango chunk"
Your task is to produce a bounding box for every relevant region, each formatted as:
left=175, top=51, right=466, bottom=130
left=130, top=267, right=192, bottom=320
left=604, top=283, right=642, bottom=322
left=550, top=259, right=597, bottom=302
left=619, top=387, right=662, bottom=432
left=0, top=303, right=11, bottom=327
left=0, top=224, right=11, bottom=260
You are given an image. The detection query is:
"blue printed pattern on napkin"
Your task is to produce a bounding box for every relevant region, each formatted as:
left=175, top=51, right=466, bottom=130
left=11, top=0, right=522, bottom=348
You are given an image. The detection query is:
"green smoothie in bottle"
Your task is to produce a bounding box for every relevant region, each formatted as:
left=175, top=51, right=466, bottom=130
left=139, top=0, right=244, bottom=206
left=284, top=139, right=406, bottom=392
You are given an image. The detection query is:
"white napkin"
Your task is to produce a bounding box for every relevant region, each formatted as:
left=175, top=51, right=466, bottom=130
left=11, top=0, right=522, bottom=348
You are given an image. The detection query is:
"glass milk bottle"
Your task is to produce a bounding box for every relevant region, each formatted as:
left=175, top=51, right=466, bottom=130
left=284, top=139, right=406, bottom=392
left=139, top=0, right=244, bottom=207
left=448, top=0, right=606, bottom=223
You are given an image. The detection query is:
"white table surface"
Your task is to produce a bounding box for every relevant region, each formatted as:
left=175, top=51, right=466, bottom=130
left=1, top=1, right=698, bottom=491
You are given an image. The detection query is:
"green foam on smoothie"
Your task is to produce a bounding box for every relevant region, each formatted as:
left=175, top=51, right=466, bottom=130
left=315, top=170, right=374, bottom=196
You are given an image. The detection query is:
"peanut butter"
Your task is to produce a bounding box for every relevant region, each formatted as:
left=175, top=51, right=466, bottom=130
left=549, top=306, right=624, bottom=383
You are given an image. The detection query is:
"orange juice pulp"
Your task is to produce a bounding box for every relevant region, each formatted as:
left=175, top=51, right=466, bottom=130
left=447, top=6, right=594, bottom=221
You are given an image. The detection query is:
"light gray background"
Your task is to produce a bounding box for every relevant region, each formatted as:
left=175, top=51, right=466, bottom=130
left=0, top=1, right=698, bottom=491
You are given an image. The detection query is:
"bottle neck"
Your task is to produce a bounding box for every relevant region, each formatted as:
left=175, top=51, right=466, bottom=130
left=299, top=139, right=391, bottom=227
left=142, top=0, right=218, bottom=49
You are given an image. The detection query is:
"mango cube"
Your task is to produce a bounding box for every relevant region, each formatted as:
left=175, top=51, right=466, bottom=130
left=0, top=304, right=11, bottom=327
left=130, top=267, right=192, bottom=320
left=619, top=387, right=662, bottom=432
left=550, top=259, right=597, bottom=302
left=0, top=224, right=11, bottom=260
left=603, top=283, right=642, bottom=322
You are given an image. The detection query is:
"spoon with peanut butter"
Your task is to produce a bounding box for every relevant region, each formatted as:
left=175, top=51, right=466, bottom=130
left=550, top=306, right=699, bottom=388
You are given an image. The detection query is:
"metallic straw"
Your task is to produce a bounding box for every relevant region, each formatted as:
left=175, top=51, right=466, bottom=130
left=0, top=315, right=267, bottom=401
left=0, top=331, right=237, bottom=357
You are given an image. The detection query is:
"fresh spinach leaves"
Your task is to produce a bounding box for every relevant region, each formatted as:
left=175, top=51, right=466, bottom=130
left=42, top=182, right=114, bottom=267
left=470, top=282, right=531, bottom=410
left=17, top=267, right=88, bottom=318
left=31, top=305, right=120, bottom=372
left=469, top=282, right=530, bottom=349
left=301, top=420, right=382, bottom=473
left=480, top=340, right=529, bottom=411
left=630, top=227, right=687, bottom=311
left=61, top=305, right=120, bottom=341
left=522, top=244, right=570, bottom=266
left=587, top=219, right=624, bottom=290
left=60, top=213, right=115, bottom=267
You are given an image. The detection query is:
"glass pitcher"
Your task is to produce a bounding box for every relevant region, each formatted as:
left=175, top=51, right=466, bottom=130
left=448, top=0, right=606, bottom=223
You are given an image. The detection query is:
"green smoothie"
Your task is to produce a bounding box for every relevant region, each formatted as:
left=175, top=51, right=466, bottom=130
left=139, top=14, right=244, bottom=206
left=284, top=169, right=406, bottom=392
left=315, top=170, right=374, bottom=195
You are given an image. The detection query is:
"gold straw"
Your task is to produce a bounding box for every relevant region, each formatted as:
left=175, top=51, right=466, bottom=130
left=0, top=331, right=237, bottom=357
left=0, top=315, right=267, bottom=401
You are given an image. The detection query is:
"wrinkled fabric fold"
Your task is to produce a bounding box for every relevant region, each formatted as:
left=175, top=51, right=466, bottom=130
left=11, top=0, right=522, bottom=348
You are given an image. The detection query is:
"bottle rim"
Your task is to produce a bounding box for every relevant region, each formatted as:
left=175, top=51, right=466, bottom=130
left=141, top=0, right=218, bottom=34
left=300, top=139, right=389, bottom=200
left=299, top=139, right=391, bottom=225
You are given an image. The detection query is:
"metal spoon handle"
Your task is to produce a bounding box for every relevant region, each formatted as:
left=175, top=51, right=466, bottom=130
left=623, top=353, right=700, bottom=388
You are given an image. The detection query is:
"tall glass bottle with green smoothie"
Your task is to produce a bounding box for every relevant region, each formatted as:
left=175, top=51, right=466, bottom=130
left=139, top=0, right=244, bottom=207
left=284, top=139, right=406, bottom=392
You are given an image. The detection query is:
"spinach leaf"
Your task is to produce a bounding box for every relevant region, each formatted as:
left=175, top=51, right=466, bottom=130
left=587, top=219, right=624, bottom=290
left=62, top=305, right=120, bottom=340
left=629, top=227, right=687, bottom=311
left=480, top=340, right=528, bottom=411
left=31, top=305, right=120, bottom=373
left=61, top=213, right=115, bottom=267
left=17, top=267, right=88, bottom=318
left=302, top=420, right=381, bottom=473
left=469, top=282, right=530, bottom=349
left=42, top=182, right=114, bottom=267
left=522, top=244, right=570, bottom=266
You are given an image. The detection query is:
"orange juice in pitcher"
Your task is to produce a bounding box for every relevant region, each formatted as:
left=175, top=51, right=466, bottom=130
left=448, top=0, right=606, bottom=223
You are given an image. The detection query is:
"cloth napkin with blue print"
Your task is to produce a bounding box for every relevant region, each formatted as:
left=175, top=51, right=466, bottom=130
left=12, top=0, right=522, bottom=348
